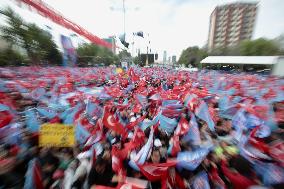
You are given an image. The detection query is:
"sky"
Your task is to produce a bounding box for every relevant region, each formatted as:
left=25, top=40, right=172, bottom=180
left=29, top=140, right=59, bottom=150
left=1, top=0, right=284, bottom=61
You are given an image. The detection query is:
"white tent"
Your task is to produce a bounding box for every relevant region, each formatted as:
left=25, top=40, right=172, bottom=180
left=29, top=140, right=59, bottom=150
left=200, top=56, right=284, bottom=76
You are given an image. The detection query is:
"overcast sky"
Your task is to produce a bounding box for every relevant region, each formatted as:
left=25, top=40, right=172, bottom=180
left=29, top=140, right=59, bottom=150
left=1, top=0, right=284, bottom=60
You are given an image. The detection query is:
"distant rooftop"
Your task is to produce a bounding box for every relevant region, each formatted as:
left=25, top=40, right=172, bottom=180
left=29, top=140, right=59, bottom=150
left=217, top=1, right=258, bottom=8
left=200, top=56, right=284, bottom=65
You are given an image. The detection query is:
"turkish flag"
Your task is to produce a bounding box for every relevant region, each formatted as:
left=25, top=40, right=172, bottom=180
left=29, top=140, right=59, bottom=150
left=175, top=116, right=190, bottom=136
left=171, top=135, right=181, bottom=157
left=126, top=115, right=146, bottom=130
left=112, top=146, right=125, bottom=173
left=131, top=127, right=146, bottom=148
left=129, top=68, right=140, bottom=82
left=102, top=107, right=126, bottom=135
left=138, top=161, right=177, bottom=181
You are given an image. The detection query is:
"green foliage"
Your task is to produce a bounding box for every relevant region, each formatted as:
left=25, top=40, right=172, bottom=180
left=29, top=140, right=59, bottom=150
left=76, top=43, right=119, bottom=66
left=240, top=38, right=281, bottom=56
left=0, top=7, right=62, bottom=65
left=178, top=46, right=208, bottom=67
left=209, top=45, right=241, bottom=56
left=133, top=56, right=141, bottom=65
left=0, top=48, right=26, bottom=66
left=118, top=50, right=131, bottom=59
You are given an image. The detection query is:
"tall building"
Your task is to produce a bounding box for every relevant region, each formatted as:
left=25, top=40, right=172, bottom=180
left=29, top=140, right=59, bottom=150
left=208, top=2, right=257, bottom=51
left=168, top=56, right=171, bottom=64
left=163, top=51, right=167, bottom=64
left=172, top=55, right=177, bottom=64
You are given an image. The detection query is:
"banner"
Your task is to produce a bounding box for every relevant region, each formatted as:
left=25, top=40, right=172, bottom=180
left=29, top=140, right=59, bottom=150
left=39, top=124, right=75, bottom=147
left=60, top=35, right=77, bottom=66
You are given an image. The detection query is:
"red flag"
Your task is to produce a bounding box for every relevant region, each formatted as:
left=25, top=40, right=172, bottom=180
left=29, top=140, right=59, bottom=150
left=249, top=127, right=270, bottom=154
left=242, top=104, right=269, bottom=121
left=269, top=140, right=284, bottom=167
left=168, top=169, right=186, bottom=189
left=112, top=146, right=125, bottom=173
left=131, top=127, right=146, bottom=148
left=0, top=111, right=13, bottom=128
left=175, top=116, right=190, bottom=136
left=171, top=135, right=181, bottom=157
left=34, top=160, right=44, bottom=189
left=128, top=68, right=140, bottom=82
left=102, top=107, right=126, bottom=135
left=126, top=115, right=146, bottom=130
left=49, top=116, right=61, bottom=123
left=138, top=161, right=177, bottom=181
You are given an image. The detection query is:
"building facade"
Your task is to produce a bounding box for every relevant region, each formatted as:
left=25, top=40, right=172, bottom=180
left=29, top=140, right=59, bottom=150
left=163, top=50, right=167, bottom=64
left=208, top=2, right=257, bottom=51
left=172, top=55, right=177, bottom=64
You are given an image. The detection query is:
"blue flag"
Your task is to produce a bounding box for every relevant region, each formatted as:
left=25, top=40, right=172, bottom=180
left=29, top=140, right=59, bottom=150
left=177, top=148, right=209, bottom=171
left=195, top=101, right=215, bottom=131
left=37, top=107, right=57, bottom=119
left=192, top=171, right=210, bottom=189
left=63, top=103, right=82, bottom=124
left=76, top=121, right=91, bottom=144
left=25, top=109, right=41, bottom=132
left=158, top=113, right=178, bottom=134
left=86, top=101, right=103, bottom=118
left=182, top=114, right=201, bottom=145
left=254, top=162, right=284, bottom=186
left=0, top=103, right=11, bottom=111
left=129, top=128, right=154, bottom=171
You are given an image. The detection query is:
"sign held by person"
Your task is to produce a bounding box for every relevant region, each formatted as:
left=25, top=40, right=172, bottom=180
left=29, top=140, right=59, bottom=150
left=39, top=124, right=75, bottom=147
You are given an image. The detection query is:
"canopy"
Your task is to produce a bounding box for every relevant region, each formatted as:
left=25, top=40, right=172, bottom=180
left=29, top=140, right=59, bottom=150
left=200, top=56, right=283, bottom=65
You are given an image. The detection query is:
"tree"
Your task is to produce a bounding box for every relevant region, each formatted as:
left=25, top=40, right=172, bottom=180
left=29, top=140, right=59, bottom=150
left=133, top=56, right=141, bottom=65
left=178, top=46, right=208, bottom=67
left=118, top=50, right=131, bottom=59
left=209, top=45, right=240, bottom=56
left=0, top=48, right=26, bottom=66
left=0, top=7, right=61, bottom=65
left=239, top=38, right=281, bottom=56
left=76, top=43, right=119, bottom=66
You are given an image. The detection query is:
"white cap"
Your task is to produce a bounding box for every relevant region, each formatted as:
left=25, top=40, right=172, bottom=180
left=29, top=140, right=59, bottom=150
left=154, top=139, right=162, bottom=147
left=130, top=117, right=136, bottom=122
left=128, top=132, right=134, bottom=139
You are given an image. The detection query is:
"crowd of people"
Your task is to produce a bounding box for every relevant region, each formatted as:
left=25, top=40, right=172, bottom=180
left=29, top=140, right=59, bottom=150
left=0, top=66, right=284, bottom=189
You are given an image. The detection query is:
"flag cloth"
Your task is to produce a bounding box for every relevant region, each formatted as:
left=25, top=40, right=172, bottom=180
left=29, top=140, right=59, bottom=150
left=102, top=107, right=126, bottom=135
left=0, top=110, right=13, bottom=128
left=126, top=115, right=146, bottom=130
left=195, top=101, right=215, bottom=131
left=254, top=161, right=284, bottom=186
left=129, top=128, right=154, bottom=171
left=37, top=107, right=57, bottom=119
left=63, top=103, right=82, bottom=124
left=192, top=171, right=210, bottom=189
left=25, top=109, right=41, bottom=132
left=182, top=114, right=201, bottom=145
left=177, top=148, right=209, bottom=171
left=76, top=120, right=91, bottom=144
left=175, top=115, right=190, bottom=136
left=157, top=113, right=178, bottom=134
left=86, top=101, right=103, bottom=118
left=138, top=161, right=177, bottom=181
left=168, top=135, right=181, bottom=157
left=24, top=158, right=44, bottom=189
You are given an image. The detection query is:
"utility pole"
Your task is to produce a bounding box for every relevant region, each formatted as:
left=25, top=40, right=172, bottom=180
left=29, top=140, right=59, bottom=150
left=123, top=0, right=126, bottom=37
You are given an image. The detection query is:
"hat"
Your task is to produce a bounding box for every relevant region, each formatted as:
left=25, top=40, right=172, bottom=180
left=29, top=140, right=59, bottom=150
left=154, top=139, right=162, bottom=147
left=128, top=132, right=134, bottom=139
